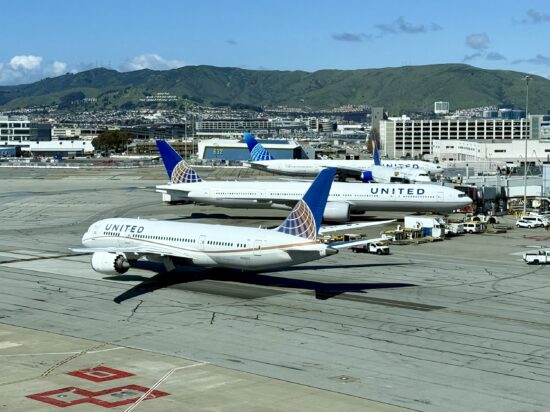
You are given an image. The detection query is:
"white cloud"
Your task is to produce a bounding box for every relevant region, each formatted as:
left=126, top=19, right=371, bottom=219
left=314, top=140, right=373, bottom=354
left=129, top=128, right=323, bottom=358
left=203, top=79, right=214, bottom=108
left=10, top=55, right=43, bottom=70
left=0, top=55, right=69, bottom=85
left=49, top=61, right=68, bottom=76
left=120, top=54, right=186, bottom=72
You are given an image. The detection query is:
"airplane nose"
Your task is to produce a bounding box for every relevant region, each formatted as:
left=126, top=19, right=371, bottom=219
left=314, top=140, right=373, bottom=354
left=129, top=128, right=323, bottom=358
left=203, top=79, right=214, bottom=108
left=82, top=231, right=92, bottom=245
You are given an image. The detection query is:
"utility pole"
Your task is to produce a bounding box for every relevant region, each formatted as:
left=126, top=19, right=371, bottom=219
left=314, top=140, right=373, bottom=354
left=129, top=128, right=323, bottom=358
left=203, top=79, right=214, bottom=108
left=523, top=75, right=531, bottom=216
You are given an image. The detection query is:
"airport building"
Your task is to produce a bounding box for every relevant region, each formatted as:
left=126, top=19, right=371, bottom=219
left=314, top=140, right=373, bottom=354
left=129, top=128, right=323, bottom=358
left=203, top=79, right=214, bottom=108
left=0, top=115, right=94, bottom=156
left=197, top=139, right=303, bottom=161
left=380, top=115, right=550, bottom=162
left=52, top=126, right=102, bottom=141
left=0, top=115, right=31, bottom=142
left=195, top=118, right=307, bottom=139
left=432, top=139, right=550, bottom=173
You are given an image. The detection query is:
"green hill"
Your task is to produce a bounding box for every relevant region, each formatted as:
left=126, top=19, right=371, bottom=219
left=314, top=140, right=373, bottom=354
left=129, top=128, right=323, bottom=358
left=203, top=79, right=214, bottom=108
left=0, top=64, right=548, bottom=114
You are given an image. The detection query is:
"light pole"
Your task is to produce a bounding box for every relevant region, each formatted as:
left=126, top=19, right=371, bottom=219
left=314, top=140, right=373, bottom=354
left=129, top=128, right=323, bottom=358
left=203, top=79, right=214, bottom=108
left=523, top=75, right=531, bottom=215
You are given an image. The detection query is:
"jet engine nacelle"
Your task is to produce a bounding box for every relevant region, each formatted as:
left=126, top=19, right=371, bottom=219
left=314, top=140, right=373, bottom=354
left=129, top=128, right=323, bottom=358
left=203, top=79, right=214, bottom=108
left=91, top=252, right=130, bottom=275
left=360, top=170, right=374, bottom=182
left=323, top=202, right=351, bottom=222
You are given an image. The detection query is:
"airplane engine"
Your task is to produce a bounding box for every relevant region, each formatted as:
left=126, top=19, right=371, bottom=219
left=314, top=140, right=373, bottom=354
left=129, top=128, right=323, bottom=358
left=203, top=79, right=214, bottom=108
left=323, top=202, right=351, bottom=222
left=360, top=170, right=374, bottom=182
left=91, top=252, right=130, bottom=275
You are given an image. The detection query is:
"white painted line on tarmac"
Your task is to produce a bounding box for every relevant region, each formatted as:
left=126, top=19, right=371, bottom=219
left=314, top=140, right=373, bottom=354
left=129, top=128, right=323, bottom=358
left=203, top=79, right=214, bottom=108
left=0, top=341, right=21, bottom=349
left=124, top=362, right=209, bottom=412
left=0, top=346, right=123, bottom=357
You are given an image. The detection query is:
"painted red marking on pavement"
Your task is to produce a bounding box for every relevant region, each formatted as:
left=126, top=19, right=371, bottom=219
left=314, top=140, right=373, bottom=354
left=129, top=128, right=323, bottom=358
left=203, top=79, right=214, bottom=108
left=27, top=387, right=98, bottom=407
left=27, top=385, right=169, bottom=408
left=67, top=366, right=134, bottom=382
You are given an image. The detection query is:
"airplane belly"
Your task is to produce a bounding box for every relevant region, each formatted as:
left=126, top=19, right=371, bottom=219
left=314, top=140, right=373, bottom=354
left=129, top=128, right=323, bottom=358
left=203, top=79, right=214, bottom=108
left=212, top=250, right=293, bottom=271
left=204, top=198, right=274, bottom=209
left=357, top=200, right=459, bottom=212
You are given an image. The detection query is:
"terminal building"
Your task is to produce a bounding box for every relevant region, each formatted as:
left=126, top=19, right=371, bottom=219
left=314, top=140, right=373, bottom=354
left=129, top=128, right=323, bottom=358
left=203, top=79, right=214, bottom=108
left=197, top=139, right=303, bottom=161
left=380, top=115, right=550, bottom=163
left=195, top=118, right=307, bottom=139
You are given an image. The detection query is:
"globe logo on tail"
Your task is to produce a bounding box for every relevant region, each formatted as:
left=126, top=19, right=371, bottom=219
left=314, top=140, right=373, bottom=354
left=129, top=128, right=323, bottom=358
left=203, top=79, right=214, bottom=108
left=277, top=200, right=317, bottom=240
left=171, top=160, right=203, bottom=184
left=250, top=144, right=274, bottom=161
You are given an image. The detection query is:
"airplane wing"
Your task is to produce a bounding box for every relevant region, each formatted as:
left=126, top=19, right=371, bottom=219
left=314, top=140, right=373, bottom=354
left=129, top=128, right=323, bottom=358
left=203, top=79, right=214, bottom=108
left=328, top=237, right=388, bottom=250
left=333, top=165, right=364, bottom=179
left=318, top=219, right=395, bottom=235
left=70, top=244, right=194, bottom=260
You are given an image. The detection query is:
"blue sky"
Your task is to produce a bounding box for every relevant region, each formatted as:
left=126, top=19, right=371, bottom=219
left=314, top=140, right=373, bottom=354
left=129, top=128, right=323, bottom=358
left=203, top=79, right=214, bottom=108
left=1, top=0, right=549, bottom=85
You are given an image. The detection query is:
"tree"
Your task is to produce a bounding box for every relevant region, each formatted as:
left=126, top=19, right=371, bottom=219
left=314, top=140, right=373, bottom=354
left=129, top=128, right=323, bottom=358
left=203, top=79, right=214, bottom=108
left=92, top=130, right=132, bottom=153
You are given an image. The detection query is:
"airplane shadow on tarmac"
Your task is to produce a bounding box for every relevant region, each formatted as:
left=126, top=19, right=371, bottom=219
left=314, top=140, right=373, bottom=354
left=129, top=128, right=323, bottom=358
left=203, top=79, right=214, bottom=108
left=106, top=261, right=414, bottom=304
left=171, top=213, right=388, bottom=221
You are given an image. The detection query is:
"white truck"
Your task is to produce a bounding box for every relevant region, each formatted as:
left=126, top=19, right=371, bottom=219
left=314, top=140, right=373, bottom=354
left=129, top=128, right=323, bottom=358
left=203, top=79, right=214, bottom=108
left=523, top=250, right=550, bottom=264
left=445, top=222, right=464, bottom=235
left=351, top=241, right=390, bottom=255
left=404, top=215, right=446, bottom=238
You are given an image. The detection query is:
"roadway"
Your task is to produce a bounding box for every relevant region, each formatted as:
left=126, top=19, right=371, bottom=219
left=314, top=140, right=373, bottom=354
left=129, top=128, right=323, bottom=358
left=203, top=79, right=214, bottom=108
left=0, top=165, right=549, bottom=411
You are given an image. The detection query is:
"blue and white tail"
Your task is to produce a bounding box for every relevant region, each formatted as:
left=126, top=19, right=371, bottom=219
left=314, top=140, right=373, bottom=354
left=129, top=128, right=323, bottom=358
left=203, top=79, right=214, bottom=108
left=276, top=168, right=336, bottom=240
left=243, top=132, right=274, bottom=161
left=370, top=132, right=381, bottom=166
left=156, top=140, right=203, bottom=184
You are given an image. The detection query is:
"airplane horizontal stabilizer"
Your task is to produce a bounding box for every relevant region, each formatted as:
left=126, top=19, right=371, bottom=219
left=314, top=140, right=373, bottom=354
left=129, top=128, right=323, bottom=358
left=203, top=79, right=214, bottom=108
left=318, top=219, right=396, bottom=235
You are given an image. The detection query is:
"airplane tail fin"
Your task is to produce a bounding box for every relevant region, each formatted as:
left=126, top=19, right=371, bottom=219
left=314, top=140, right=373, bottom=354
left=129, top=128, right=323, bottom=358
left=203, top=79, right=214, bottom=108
left=276, top=168, right=336, bottom=240
left=370, top=132, right=381, bottom=166
left=243, top=132, right=274, bottom=161
left=156, top=140, right=203, bottom=184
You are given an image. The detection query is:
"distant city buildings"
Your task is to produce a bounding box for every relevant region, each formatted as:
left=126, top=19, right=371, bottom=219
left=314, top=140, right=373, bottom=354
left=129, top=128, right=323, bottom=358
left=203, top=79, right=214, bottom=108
left=0, top=115, right=94, bottom=156
left=434, top=101, right=449, bottom=115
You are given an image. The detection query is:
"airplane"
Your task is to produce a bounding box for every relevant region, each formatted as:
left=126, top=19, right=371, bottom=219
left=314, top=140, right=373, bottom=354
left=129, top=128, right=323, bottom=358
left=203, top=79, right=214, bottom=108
left=155, top=140, right=472, bottom=222
left=74, top=168, right=393, bottom=274
left=243, top=132, right=441, bottom=182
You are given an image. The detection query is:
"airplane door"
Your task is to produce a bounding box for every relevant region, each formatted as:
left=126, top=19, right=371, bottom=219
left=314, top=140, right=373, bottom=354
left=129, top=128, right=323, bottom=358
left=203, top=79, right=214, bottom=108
left=198, top=235, right=206, bottom=250
left=253, top=240, right=262, bottom=256
left=437, top=192, right=444, bottom=202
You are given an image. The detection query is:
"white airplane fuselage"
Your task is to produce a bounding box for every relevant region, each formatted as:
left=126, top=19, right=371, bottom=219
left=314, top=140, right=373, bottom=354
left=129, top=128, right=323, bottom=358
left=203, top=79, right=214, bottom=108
left=248, top=158, right=442, bottom=176
left=83, top=218, right=334, bottom=272
left=156, top=181, right=471, bottom=215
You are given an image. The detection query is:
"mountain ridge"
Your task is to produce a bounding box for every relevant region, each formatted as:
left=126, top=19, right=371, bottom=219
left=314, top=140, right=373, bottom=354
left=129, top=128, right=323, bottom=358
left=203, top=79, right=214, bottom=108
left=0, top=64, right=547, bottom=114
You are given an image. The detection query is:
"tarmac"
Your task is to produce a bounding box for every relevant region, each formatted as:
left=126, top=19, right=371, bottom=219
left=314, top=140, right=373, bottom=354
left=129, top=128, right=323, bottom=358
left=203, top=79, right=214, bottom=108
left=1, top=164, right=550, bottom=411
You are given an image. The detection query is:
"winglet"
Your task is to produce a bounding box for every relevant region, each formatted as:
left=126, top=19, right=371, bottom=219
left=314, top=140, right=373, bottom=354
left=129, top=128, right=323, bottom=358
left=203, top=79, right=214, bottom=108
left=243, top=132, right=274, bottom=161
left=370, top=132, right=381, bottom=166
left=156, top=140, right=202, bottom=184
left=276, top=168, right=336, bottom=240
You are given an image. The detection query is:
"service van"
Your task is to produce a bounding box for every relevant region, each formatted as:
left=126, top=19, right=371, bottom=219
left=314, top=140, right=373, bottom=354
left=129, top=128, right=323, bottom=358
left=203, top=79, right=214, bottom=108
left=516, top=216, right=545, bottom=228
left=463, top=221, right=484, bottom=233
